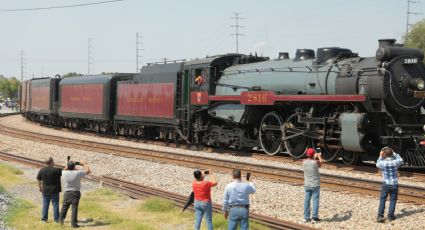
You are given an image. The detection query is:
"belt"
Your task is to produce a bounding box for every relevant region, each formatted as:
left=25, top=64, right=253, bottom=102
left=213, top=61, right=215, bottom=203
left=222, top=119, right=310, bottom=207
left=229, top=204, right=249, bottom=208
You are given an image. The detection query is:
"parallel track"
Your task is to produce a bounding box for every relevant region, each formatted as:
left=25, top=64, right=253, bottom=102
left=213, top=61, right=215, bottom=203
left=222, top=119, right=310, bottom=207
left=1, top=124, right=425, bottom=204
left=0, top=151, right=316, bottom=230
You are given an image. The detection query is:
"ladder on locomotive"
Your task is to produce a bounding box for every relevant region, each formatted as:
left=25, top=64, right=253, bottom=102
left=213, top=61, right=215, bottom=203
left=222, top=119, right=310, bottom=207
left=175, top=72, right=190, bottom=136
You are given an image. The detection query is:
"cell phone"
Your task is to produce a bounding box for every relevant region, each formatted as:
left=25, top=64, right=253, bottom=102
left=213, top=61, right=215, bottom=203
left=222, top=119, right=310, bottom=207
left=75, top=162, right=80, bottom=166
left=316, top=147, right=321, bottom=153
left=67, top=156, right=70, bottom=162
left=204, top=170, right=209, bottom=175
left=246, top=172, right=251, bottom=181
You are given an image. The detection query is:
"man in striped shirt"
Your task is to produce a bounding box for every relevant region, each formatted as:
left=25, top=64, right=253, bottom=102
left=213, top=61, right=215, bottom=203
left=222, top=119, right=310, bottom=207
left=376, top=147, right=403, bottom=223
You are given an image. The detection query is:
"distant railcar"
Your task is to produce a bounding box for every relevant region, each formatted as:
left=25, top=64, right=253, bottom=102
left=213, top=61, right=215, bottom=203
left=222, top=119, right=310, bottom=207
left=58, top=74, right=134, bottom=132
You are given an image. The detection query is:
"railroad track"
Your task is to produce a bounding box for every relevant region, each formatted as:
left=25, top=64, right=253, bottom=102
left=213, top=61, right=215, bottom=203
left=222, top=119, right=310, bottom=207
left=0, top=151, right=316, bottom=230
left=1, top=124, right=425, bottom=204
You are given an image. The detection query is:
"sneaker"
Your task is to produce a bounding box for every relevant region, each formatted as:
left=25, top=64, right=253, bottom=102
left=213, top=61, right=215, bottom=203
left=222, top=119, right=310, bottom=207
left=311, top=218, right=322, bottom=223
left=72, top=224, right=80, bottom=228
left=303, top=219, right=310, bottom=223
left=376, top=216, right=385, bottom=223
left=41, top=220, right=47, bottom=224
left=388, top=216, right=396, bottom=221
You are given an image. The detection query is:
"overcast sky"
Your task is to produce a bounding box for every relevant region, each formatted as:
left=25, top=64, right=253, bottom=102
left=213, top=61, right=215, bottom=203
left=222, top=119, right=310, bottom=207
left=1, top=0, right=424, bottom=79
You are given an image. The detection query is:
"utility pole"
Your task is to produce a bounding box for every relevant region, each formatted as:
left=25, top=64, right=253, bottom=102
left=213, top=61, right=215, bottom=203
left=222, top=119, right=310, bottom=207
left=136, top=33, right=144, bottom=72
left=88, top=38, right=94, bottom=75
left=20, top=50, right=25, bottom=82
left=231, top=12, right=244, bottom=53
left=406, top=0, right=422, bottom=38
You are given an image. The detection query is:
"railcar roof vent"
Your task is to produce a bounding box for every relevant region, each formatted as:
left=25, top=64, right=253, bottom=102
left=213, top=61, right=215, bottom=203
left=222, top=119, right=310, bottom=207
left=293, top=49, right=315, bottom=61
left=378, top=39, right=396, bottom=47
left=278, top=52, right=289, bottom=60
left=316, top=47, right=352, bottom=65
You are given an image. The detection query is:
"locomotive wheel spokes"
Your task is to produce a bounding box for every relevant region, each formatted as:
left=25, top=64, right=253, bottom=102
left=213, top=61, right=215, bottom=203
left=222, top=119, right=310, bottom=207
left=259, top=112, right=284, bottom=155
left=284, top=113, right=308, bottom=159
left=341, top=151, right=359, bottom=165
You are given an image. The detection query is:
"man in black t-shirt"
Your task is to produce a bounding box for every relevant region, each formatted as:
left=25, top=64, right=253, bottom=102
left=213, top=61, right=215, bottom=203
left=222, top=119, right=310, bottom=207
left=36, top=157, right=62, bottom=222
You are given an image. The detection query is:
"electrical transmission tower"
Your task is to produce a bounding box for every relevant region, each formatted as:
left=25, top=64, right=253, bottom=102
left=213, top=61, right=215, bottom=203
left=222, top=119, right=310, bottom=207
left=136, top=33, right=144, bottom=72
left=20, top=50, right=26, bottom=81
left=231, top=12, right=244, bottom=53
left=406, top=0, right=422, bottom=38
left=88, top=38, right=94, bottom=75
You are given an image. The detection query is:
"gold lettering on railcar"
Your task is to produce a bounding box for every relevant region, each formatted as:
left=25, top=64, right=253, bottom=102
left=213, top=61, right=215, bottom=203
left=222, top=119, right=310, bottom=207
left=126, top=97, right=144, bottom=103
left=148, top=96, right=164, bottom=104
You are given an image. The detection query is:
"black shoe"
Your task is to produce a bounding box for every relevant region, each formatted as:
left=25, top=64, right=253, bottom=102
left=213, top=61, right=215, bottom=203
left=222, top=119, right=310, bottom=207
left=311, top=218, right=321, bottom=223
left=388, top=216, right=396, bottom=221
left=377, top=216, right=385, bottom=223
left=72, top=224, right=80, bottom=228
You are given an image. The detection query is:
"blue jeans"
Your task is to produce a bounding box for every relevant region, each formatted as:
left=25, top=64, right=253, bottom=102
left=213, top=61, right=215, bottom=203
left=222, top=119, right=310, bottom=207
left=194, top=200, right=213, bottom=230
left=304, top=186, right=320, bottom=220
left=378, top=183, right=398, bottom=219
left=42, top=193, right=60, bottom=221
left=228, top=207, right=249, bottom=230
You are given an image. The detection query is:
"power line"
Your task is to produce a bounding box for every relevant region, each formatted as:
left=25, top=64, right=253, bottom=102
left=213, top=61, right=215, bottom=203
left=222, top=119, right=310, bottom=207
left=231, top=12, right=244, bottom=53
left=0, top=0, right=124, bottom=12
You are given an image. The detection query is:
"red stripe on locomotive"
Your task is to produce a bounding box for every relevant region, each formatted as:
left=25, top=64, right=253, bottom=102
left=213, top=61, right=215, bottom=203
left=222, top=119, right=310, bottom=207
left=117, top=83, right=175, bottom=118
left=31, top=86, right=50, bottom=111
left=60, top=84, right=104, bottom=114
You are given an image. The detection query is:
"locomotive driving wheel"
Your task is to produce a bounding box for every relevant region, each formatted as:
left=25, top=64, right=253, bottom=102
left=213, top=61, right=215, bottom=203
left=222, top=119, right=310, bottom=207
left=283, top=113, right=309, bottom=159
left=259, top=112, right=284, bottom=155
left=341, top=151, right=359, bottom=165
left=316, top=144, right=341, bottom=162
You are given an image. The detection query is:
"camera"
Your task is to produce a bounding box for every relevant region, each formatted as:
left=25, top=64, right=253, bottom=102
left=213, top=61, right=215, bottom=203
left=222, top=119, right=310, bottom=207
left=246, top=172, right=251, bottom=181
left=204, top=170, right=209, bottom=175
left=315, top=147, right=321, bottom=153
left=67, top=156, right=80, bottom=165
left=75, top=162, right=81, bottom=166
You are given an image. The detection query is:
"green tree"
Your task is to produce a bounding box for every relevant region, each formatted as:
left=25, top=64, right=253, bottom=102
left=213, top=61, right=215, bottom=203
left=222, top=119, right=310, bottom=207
left=62, top=72, right=83, bottom=78
left=404, top=19, right=425, bottom=53
left=0, top=76, right=20, bottom=99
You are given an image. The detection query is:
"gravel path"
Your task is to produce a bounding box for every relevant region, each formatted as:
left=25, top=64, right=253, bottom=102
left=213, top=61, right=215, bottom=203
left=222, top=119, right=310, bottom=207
left=1, top=132, right=425, bottom=229
left=0, top=192, right=12, bottom=230
left=1, top=115, right=424, bottom=188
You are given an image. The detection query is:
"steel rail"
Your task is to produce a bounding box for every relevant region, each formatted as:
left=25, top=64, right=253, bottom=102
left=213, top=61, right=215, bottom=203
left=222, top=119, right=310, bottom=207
left=0, top=125, right=425, bottom=204
left=0, top=151, right=316, bottom=230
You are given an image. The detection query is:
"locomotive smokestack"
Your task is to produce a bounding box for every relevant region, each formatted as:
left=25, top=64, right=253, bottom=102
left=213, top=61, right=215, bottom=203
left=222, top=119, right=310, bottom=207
left=378, top=39, right=396, bottom=48
left=278, top=52, right=289, bottom=60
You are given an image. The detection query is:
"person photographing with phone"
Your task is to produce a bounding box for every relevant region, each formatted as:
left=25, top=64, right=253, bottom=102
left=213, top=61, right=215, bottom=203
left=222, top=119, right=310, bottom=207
left=192, top=169, right=217, bottom=230
left=302, top=147, right=324, bottom=223
left=222, top=169, right=256, bottom=230
left=59, top=159, right=91, bottom=228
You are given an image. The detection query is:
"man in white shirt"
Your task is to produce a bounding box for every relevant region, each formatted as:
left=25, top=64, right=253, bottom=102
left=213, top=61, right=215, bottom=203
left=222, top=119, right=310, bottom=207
left=58, top=161, right=91, bottom=228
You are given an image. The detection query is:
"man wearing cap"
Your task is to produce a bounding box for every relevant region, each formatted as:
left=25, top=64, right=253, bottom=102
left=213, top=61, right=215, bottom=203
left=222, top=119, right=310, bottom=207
left=36, top=157, right=62, bottom=223
left=303, top=148, right=323, bottom=223
left=59, top=160, right=91, bottom=228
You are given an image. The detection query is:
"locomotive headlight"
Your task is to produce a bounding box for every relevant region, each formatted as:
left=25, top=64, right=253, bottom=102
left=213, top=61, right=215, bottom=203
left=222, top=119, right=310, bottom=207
left=423, top=124, right=425, bottom=132
left=417, top=79, right=425, bottom=90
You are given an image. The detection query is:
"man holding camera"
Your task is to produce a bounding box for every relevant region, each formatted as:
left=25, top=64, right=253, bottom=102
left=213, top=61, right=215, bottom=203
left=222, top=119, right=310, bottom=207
left=59, top=160, right=91, bottom=228
left=192, top=170, right=217, bottom=230
left=222, top=169, right=256, bottom=230
left=302, top=147, right=323, bottom=223
left=36, top=157, right=62, bottom=223
left=376, top=147, right=403, bottom=223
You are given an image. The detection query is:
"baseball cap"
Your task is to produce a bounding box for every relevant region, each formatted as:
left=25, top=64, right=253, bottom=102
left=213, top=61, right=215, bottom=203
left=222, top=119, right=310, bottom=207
left=306, top=148, right=315, bottom=157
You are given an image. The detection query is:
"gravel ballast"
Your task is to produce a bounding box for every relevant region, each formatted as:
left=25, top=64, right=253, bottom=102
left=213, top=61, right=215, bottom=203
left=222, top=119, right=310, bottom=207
left=0, top=192, right=11, bottom=230
left=1, top=116, right=425, bottom=229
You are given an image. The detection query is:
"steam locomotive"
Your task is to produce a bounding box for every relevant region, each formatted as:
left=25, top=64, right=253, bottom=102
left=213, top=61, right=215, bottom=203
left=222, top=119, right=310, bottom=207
left=20, top=39, right=425, bottom=167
